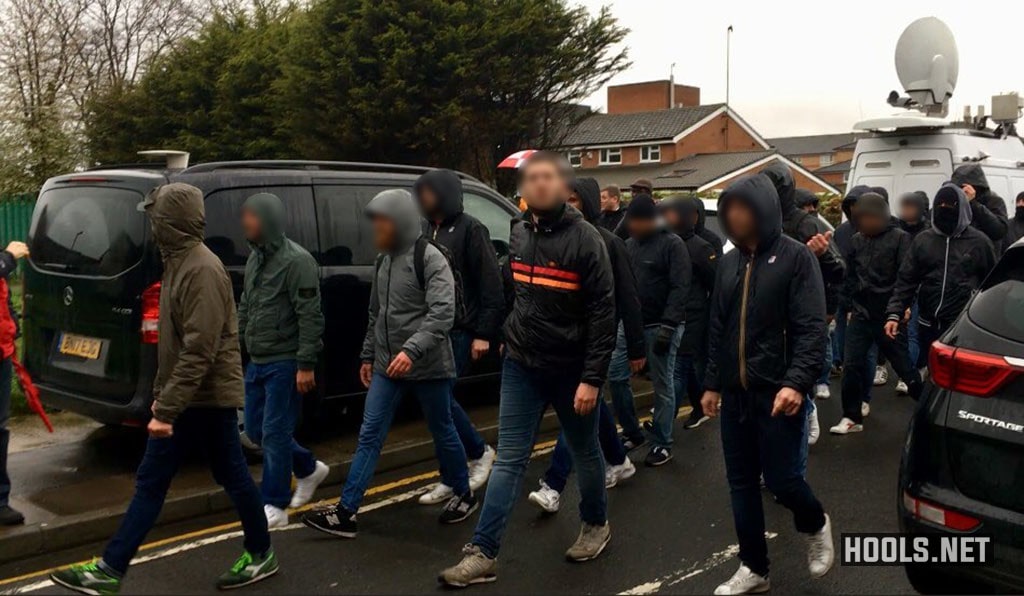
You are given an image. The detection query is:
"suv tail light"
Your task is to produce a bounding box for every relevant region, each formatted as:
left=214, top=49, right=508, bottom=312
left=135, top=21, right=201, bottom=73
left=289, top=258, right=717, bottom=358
left=928, top=341, right=1023, bottom=397
left=141, top=282, right=161, bottom=344
left=903, top=491, right=980, bottom=531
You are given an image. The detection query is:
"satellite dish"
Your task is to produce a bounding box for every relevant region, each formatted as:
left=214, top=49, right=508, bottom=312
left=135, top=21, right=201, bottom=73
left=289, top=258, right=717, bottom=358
left=893, top=17, right=959, bottom=116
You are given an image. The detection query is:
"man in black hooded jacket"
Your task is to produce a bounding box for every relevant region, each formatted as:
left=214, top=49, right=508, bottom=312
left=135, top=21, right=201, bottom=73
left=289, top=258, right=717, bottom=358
left=897, top=191, right=930, bottom=238
left=1010, top=191, right=1024, bottom=247
left=691, top=196, right=725, bottom=257
left=700, top=174, right=833, bottom=593
left=414, top=170, right=504, bottom=501
left=951, top=163, right=1009, bottom=252
left=661, top=196, right=717, bottom=429
left=884, top=184, right=996, bottom=367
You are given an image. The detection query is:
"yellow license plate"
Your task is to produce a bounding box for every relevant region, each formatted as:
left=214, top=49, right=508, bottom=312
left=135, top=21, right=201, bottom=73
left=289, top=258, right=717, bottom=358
left=59, top=333, right=102, bottom=360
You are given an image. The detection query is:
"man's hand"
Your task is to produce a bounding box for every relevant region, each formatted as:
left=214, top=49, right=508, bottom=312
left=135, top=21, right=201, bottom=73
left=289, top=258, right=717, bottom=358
left=5, top=241, right=28, bottom=260
left=884, top=320, right=900, bottom=340
left=573, top=383, right=600, bottom=415
left=771, top=387, right=804, bottom=417
left=962, top=184, right=976, bottom=201
left=652, top=324, right=676, bottom=356
left=629, top=357, right=647, bottom=375
left=147, top=417, right=173, bottom=438
left=701, top=391, right=722, bottom=418
left=806, top=232, right=832, bottom=257
left=386, top=351, right=414, bottom=378
left=296, top=369, right=316, bottom=394
left=359, top=362, right=373, bottom=388
left=903, top=308, right=912, bottom=323
left=471, top=339, right=490, bottom=361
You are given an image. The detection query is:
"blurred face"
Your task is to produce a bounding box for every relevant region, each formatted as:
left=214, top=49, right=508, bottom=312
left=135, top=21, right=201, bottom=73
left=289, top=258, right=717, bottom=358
left=857, top=212, right=886, bottom=237
left=801, top=203, right=817, bottom=215
left=567, top=190, right=582, bottom=212
left=418, top=185, right=439, bottom=217
left=662, top=207, right=680, bottom=229
left=1017, top=197, right=1024, bottom=209
left=724, top=200, right=756, bottom=245
left=521, top=160, right=567, bottom=212
left=898, top=201, right=921, bottom=223
left=371, top=215, right=397, bottom=251
left=627, top=217, right=657, bottom=238
left=241, top=207, right=262, bottom=243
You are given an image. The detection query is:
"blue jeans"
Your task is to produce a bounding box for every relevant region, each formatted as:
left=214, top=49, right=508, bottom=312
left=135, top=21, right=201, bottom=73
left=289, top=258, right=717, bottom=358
left=611, top=324, right=683, bottom=449
left=449, top=331, right=488, bottom=460
left=607, top=325, right=640, bottom=440
left=244, top=360, right=317, bottom=509
left=907, top=302, right=921, bottom=368
left=720, top=388, right=825, bottom=577
left=673, top=351, right=695, bottom=412
left=342, top=373, right=467, bottom=512
left=545, top=399, right=624, bottom=493
left=472, top=359, right=606, bottom=558
left=0, top=358, right=10, bottom=508
left=102, top=408, right=269, bottom=575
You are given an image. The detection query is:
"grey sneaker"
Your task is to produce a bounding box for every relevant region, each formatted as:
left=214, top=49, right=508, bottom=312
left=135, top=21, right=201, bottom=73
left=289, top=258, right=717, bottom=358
left=565, top=522, right=611, bottom=562
left=438, top=544, right=497, bottom=588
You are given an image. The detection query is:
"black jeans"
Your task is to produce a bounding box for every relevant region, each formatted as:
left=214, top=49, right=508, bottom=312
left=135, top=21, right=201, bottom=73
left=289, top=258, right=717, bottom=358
left=720, top=388, right=825, bottom=577
left=102, top=408, right=269, bottom=575
left=915, top=319, right=948, bottom=370
left=0, top=358, right=11, bottom=508
left=841, top=318, right=922, bottom=423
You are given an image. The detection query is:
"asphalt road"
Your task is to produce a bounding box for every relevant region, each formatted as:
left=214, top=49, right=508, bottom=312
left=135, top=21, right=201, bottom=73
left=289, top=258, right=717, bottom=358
left=0, top=379, right=918, bottom=595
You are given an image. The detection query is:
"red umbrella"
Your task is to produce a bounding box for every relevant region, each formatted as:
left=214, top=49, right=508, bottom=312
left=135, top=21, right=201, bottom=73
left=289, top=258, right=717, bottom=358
left=12, top=353, right=52, bottom=432
left=497, top=149, right=538, bottom=169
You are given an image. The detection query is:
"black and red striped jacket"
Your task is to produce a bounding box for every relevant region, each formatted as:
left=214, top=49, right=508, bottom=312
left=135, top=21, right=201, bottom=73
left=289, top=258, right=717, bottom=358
left=503, top=204, right=616, bottom=386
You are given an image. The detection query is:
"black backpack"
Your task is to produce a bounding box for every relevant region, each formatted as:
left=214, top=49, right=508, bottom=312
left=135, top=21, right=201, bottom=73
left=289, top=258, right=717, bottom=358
left=376, top=237, right=467, bottom=323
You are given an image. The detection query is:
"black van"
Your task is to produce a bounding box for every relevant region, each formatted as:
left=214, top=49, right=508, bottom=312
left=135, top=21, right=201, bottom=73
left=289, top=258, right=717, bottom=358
left=23, top=160, right=518, bottom=426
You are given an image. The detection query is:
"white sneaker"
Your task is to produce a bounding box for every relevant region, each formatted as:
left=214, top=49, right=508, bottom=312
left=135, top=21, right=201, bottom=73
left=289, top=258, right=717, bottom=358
left=605, top=457, right=636, bottom=488
left=895, top=380, right=909, bottom=395
left=714, top=564, right=770, bottom=595
left=829, top=417, right=863, bottom=435
left=861, top=402, right=871, bottom=418
left=264, top=504, right=288, bottom=529
left=468, top=445, right=496, bottom=491
left=873, top=365, right=889, bottom=386
left=290, top=460, right=329, bottom=508
left=527, top=480, right=560, bottom=513
left=807, top=514, right=835, bottom=578
left=808, top=403, right=820, bottom=446
left=418, top=483, right=454, bottom=505
left=814, top=383, right=831, bottom=400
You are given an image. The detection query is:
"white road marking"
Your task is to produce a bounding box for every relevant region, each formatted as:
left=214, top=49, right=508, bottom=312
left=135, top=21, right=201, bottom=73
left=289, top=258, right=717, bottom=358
left=618, top=532, right=779, bottom=595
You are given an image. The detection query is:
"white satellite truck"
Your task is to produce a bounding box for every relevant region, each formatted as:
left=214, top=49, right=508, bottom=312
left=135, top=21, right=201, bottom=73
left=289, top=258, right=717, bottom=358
left=848, top=17, right=1024, bottom=209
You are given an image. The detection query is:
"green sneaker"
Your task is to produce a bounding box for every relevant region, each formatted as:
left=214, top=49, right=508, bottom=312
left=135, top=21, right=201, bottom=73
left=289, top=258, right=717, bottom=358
left=216, top=549, right=279, bottom=590
left=50, top=561, right=121, bottom=595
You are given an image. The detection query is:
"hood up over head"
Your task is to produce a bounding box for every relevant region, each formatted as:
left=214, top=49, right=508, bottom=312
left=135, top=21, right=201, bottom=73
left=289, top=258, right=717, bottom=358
left=365, top=189, right=423, bottom=252
left=242, top=192, right=286, bottom=253
left=692, top=196, right=709, bottom=231
left=932, top=183, right=973, bottom=237
left=140, top=183, right=205, bottom=260
left=898, top=191, right=929, bottom=222
left=718, top=174, right=782, bottom=253
left=571, top=177, right=602, bottom=223
left=761, top=162, right=797, bottom=215
left=951, top=163, right=990, bottom=192
left=794, top=189, right=820, bottom=209
left=414, top=169, right=464, bottom=222
left=662, top=194, right=699, bottom=237
left=842, top=185, right=871, bottom=218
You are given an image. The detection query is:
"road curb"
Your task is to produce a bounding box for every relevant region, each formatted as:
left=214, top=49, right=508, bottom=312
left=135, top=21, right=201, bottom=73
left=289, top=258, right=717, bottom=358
left=0, top=392, right=653, bottom=565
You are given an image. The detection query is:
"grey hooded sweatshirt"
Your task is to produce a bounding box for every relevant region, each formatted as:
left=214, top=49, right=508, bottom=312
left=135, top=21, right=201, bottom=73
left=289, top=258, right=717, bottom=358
left=360, top=189, right=457, bottom=380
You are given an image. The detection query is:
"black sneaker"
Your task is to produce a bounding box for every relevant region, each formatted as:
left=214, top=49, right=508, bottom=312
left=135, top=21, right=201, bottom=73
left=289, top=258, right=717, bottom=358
left=302, top=504, right=357, bottom=538
left=620, top=434, right=645, bottom=452
left=0, top=505, right=24, bottom=526
left=683, top=412, right=710, bottom=429
left=641, top=420, right=654, bottom=433
left=644, top=446, right=672, bottom=467
left=439, top=491, right=479, bottom=524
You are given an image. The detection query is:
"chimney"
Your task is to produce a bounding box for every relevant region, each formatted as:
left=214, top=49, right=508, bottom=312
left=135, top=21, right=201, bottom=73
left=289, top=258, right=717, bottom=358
left=607, top=80, right=702, bottom=114
left=963, top=105, right=971, bottom=125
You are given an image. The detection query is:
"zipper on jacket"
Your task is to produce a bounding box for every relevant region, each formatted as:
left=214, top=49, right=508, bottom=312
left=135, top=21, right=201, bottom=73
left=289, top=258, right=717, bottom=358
left=738, top=256, right=754, bottom=390
left=934, top=237, right=951, bottom=321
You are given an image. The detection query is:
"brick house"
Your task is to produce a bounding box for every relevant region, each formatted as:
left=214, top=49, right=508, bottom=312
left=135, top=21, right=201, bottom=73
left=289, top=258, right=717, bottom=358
left=552, top=80, right=839, bottom=195
left=766, top=133, right=860, bottom=192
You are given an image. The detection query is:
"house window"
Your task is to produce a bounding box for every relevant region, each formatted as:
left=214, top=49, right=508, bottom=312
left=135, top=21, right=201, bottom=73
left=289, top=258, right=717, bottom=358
left=599, top=148, right=622, bottom=165
left=640, top=144, right=661, bottom=163
left=819, top=154, right=834, bottom=167
left=567, top=151, right=582, bottom=168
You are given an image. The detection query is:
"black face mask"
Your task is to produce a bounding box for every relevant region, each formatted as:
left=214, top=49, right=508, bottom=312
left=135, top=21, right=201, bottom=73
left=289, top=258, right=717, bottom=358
left=1015, top=204, right=1024, bottom=220
left=933, top=203, right=959, bottom=235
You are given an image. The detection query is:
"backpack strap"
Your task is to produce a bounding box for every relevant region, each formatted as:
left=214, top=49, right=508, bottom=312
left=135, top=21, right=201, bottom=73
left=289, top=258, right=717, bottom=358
left=414, top=236, right=428, bottom=290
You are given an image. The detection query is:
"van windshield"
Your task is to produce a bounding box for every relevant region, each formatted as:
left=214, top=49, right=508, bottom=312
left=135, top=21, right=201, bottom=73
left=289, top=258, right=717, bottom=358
left=29, top=186, right=146, bottom=277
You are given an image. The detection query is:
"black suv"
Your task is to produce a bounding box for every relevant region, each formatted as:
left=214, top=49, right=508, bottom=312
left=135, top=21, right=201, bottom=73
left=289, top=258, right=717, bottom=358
left=898, top=240, right=1024, bottom=593
left=23, top=161, right=517, bottom=426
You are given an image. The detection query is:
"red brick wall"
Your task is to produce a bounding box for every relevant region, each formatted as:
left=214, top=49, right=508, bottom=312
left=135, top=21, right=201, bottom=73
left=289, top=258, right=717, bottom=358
left=607, top=81, right=701, bottom=114
left=674, top=113, right=763, bottom=159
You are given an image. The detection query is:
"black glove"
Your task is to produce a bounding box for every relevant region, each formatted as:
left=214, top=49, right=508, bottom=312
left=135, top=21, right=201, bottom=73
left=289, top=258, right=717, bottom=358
left=652, top=324, right=676, bottom=356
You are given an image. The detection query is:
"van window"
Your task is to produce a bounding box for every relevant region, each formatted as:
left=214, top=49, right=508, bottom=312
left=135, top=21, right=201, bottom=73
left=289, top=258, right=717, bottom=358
left=463, top=191, right=513, bottom=244
left=29, top=186, right=146, bottom=277
left=316, top=185, right=402, bottom=266
left=204, top=186, right=317, bottom=267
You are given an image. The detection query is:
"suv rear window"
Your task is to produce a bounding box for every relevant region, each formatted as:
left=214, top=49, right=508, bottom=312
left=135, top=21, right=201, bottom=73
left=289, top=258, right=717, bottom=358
left=29, top=186, right=146, bottom=277
left=969, top=249, right=1024, bottom=342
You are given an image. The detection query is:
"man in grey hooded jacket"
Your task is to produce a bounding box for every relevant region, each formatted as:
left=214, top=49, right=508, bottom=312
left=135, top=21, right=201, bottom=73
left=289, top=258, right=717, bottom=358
left=302, top=189, right=474, bottom=538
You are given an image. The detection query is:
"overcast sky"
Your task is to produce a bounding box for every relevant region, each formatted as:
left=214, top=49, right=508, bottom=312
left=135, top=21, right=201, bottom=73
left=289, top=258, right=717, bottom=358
left=576, top=0, right=1024, bottom=138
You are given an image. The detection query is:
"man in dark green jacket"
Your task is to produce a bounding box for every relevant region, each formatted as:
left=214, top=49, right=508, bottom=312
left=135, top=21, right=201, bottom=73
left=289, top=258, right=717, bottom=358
left=238, top=192, right=328, bottom=529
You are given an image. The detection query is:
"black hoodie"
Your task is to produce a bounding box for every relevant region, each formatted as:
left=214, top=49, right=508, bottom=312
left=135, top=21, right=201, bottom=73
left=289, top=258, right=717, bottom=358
left=704, top=174, right=826, bottom=395
left=951, top=164, right=1009, bottom=251
left=1009, top=193, right=1024, bottom=247
left=692, top=197, right=725, bottom=257
left=415, top=170, right=505, bottom=341
left=573, top=178, right=646, bottom=359
left=834, top=185, right=871, bottom=259
left=663, top=196, right=718, bottom=355
left=840, top=193, right=913, bottom=322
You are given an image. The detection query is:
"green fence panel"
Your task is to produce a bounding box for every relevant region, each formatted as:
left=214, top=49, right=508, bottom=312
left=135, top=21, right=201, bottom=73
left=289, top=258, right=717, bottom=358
left=0, top=194, right=35, bottom=246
